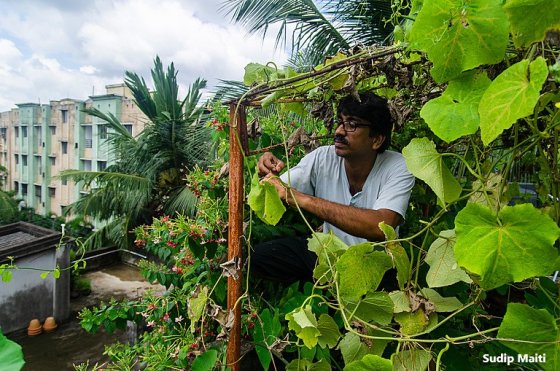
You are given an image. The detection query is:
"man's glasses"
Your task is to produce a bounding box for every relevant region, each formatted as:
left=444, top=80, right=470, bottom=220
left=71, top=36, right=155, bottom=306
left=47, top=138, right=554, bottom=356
left=335, top=118, right=371, bottom=132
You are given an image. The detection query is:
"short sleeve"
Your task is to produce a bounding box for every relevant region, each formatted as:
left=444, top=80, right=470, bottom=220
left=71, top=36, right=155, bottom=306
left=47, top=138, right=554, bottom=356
left=372, top=156, right=415, bottom=219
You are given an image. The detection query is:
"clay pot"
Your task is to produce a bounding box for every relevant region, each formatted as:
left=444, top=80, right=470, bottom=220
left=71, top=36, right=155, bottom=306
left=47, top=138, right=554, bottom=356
left=27, top=319, right=42, bottom=336
left=42, top=316, right=58, bottom=332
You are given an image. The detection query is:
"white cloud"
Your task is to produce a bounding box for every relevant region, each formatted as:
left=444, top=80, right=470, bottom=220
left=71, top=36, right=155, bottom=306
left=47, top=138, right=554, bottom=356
left=0, top=0, right=289, bottom=112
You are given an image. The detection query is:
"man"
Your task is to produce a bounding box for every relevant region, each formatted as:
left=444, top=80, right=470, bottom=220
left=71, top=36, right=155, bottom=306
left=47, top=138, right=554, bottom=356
left=251, top=92, right=415, bottom=282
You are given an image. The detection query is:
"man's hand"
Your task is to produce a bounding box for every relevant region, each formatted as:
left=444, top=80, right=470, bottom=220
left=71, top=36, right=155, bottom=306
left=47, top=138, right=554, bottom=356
left=258, top=152, right=285, bottom=176
left=263, top=174, right=290, bottom=203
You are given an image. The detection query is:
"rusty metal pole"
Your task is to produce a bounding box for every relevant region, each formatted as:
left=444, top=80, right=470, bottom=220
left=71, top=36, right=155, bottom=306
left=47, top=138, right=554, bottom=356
left=226, top=103, right=246, bottom=370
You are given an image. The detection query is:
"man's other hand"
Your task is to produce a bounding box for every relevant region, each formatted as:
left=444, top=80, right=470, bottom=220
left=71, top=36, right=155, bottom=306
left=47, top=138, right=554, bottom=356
left=258, top=152, right=285, bottom=176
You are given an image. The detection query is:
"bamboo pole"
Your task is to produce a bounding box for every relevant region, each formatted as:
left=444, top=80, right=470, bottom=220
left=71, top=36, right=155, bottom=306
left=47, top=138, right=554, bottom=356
left=226, top=103, right=246, bottom=370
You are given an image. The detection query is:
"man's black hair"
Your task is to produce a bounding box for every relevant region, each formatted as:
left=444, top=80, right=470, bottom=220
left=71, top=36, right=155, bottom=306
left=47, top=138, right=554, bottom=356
left=337, top=92, right=392, bottom=152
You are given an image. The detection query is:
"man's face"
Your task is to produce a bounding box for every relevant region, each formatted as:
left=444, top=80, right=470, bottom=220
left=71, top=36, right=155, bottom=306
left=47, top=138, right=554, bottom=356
left=333, top=113, right=384, bottom=159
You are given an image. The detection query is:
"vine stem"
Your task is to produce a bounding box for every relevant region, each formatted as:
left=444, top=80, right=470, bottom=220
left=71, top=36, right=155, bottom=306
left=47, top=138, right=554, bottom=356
left=436, top=343, right=449, bottom=371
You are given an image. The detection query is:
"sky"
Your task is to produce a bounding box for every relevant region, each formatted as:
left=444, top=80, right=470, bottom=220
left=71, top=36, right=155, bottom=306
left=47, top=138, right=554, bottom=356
left=0, top=0, right=289, bottom=112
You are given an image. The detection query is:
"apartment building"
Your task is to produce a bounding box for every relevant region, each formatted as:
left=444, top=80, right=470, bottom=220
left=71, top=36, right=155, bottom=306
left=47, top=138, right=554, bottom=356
left=0, top=84, right=146, bottom=219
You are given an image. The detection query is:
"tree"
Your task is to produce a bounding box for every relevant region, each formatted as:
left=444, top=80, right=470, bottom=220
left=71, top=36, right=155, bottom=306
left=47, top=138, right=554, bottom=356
left=61, top=57, right=213, bottom=249
left=223, top=0, right=395, bottom=66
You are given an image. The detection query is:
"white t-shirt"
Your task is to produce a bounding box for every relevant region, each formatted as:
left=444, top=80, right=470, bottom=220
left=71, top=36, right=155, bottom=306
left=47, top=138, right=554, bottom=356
left=280, top=145, right=415, bottom=246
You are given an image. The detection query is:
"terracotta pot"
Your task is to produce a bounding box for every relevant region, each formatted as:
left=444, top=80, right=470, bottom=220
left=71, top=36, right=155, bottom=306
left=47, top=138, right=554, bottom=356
left=27, top=319, right=42, bottom=336
left=42, top=316, right=58, bottom=332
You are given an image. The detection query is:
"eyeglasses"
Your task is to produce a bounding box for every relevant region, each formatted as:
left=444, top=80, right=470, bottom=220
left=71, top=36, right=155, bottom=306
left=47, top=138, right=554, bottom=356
left=335, top=118, right=371, bottom=132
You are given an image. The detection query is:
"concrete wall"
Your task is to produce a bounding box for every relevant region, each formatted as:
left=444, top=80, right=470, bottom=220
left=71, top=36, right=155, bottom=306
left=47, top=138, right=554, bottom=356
left=0, top=222, right=70, bottom=334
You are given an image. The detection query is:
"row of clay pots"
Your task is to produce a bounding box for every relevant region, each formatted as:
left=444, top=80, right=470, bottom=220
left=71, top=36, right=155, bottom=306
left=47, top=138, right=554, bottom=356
left=27, top=317, right=57, bottom=336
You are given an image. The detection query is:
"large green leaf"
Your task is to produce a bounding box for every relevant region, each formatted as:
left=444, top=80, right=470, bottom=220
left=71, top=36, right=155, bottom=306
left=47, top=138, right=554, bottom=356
left=0, top=331, right=24, bottom=371
left=504, top=0, right=560, bottom=48
left=343, top=292, right=394, bottom=326
left=187, top=286, right=209, bottom=332
left=379, top=223, right=410, bottom=290
left=252, top=309, right=282, bottom=370
left=338, top=332, right=388, bottom=365
left=309, top=232, right=348, bottom=284
left=402, top=138, right=462, bottom=203
left=286, top=359, right=331, bottom=371
left=317, top=314, right=341, bottom=349
left=454, top=203, right=560, bottom=289
left=336, top=243, right=392, bottom=301
left=420, top=71, right=491, bottom=142
left=345, top=354, right=392, bottom=371
left=498, top=303, right=559, bottom=371
left=191, top=349, right=218, bottom=371
left=409, top=0, right=509, bottom=82
left=425, top=230, right=472, bottom=288
left=247, top=173, right=286, bottom=225
left=286, top=305, right=320, bottom=349
left=479, top=57, right=548, bottom=145
left=392, top=349, right=432, bottom=371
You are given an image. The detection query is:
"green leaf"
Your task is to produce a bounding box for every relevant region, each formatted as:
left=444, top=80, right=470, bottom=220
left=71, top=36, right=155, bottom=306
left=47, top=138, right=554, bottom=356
left=53, top=268, right=60, bottom=279
left=454, top=203, right=560, bottom=289
left=379, top=223, right=410, bottom=290
left=419, top=288, right=462, bottom=312
left=504, top=0, right=560, bottom=48
left=389, top=291, right=411, bottom=313
left=345, top=354, right=392, bottom=371
left=40, top=271, right=49, bottom=279
left=392, top=349, right=432, bottom=371
left=191, top=349, right=218, bottom=371
left=343, top=292, right=394, bottom=326
left=247, top=173, right=286, bottom=225
left=409, top=0, right=509, bottom=82
left=479, top=57, right=548, bottom=145
left=338, top=332, right=388, bottom=365
left=253, top=309, right=282, bottom=370
left=316, top=314, right=341, bottom=349
left=286, top=305, right=320, bottom=349
left=187, top=286, right=209, bottom=332
left=402, top=138, right=462, bottom=203
left=420, top=71, right=491, bottom=142
left=286, top=359, right=331, bottom=371
left=498, top=303, right=559, bottom=371
left=1, top=270, right=12, bottom=283
left=244, top=63, right=281, bottom=85
left=308, top=232, right=349, bottom=263
left=0, top=331, right=25, bottom=371
left=425, top=229, right=472, bottom=288
left=336, top=243, right=392, bottom=301
left=394, top=310, right=429, bottom=336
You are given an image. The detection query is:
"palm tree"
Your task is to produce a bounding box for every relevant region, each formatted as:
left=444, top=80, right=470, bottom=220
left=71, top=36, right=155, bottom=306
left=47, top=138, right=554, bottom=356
left=222, top=0, right=395, bottom=66
left=60, top=57, right=212, bottom=249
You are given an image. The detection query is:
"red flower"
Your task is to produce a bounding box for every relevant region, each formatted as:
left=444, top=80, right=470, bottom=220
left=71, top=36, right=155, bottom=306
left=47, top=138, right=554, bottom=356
left=167, top=241, right=177, bottom=248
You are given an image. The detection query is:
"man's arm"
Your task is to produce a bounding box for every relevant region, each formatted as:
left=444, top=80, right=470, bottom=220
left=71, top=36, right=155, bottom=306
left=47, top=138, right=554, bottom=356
left=266, top=176, right=401, bottom=241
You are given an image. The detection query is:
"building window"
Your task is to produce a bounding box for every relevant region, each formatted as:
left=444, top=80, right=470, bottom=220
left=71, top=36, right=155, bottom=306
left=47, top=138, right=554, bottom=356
left=50, top=126, right=56, bottom=135
left=15, top=127, right=19, bottom=138
left=34, top=127, right=42, bottom=148
left=22, top=155, right=28, bottom=166
left=62, top=178, right=67, bottom=186
left=84, top=126, right=93, bottom=148
left=22, top=183, right=28, bottom=196
left=22, top=127, right=28, bottom=138
left=82, top=159, right=92, bottom=171
left=35, top=185, right=42, bottom=204
left=61, top=141, right=68, bottom=154
left=50, top=157, right=56, bottom=166
left=99, top=124, right=108, bottom=139
left=61, top=205, right=67, bottom=215
left=97, top=161, right=107, bottom=171
left=0, top=128, right=6, bottom=140
left=124, top=124, right=133, bottom=135
left=15, top=154, right=19, bottom=165
left=61, top=110, right=68, bottom=123
left=37, top=159, right=42, bottom=176
left=13, top=181, right=18, bottom=193
left=49, top=187, right=56, bottom=197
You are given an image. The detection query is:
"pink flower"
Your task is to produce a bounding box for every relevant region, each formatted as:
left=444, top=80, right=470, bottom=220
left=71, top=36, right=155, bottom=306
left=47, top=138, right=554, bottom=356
left=147, top=320, right=155, bottom=327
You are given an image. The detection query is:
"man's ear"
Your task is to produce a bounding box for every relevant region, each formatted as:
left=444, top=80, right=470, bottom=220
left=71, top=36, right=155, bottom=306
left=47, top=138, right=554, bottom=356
left=371, top=135, right=385, bottom=150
